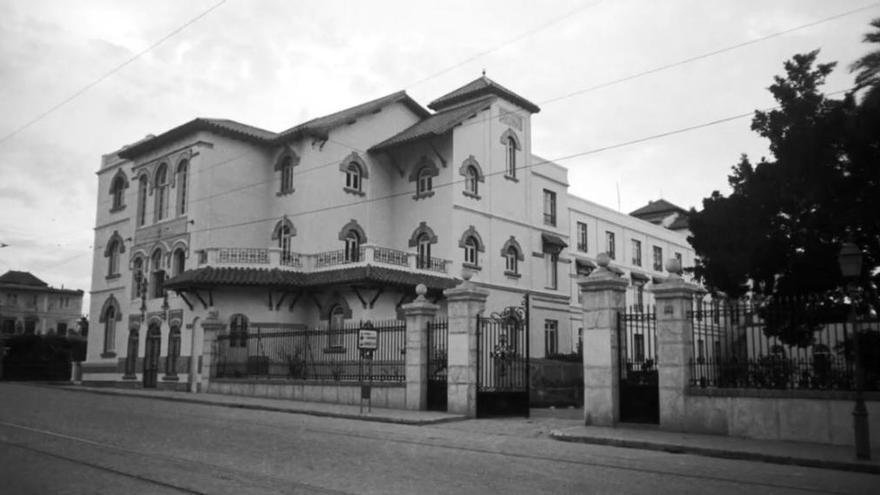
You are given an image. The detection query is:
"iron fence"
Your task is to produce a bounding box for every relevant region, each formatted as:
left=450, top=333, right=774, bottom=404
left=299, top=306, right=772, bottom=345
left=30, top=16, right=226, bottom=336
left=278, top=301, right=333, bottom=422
left=689, top=298, right=880, bottom=391
left=214, top=320, right=406, bottom=382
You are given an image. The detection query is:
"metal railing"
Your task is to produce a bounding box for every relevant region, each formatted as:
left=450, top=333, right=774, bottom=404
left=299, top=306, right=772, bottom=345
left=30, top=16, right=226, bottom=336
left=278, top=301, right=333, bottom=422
left=214, top=320, right=406, bottom=382
left=372, top=247, right=408, bottom=267
left=314, top=247, right=366, bottom=268
left=217, top=248, right=270, bottom=264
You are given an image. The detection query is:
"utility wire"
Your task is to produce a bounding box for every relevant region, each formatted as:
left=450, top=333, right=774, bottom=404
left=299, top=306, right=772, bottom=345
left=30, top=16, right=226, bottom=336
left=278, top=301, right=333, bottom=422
left=0, top=0, right=227, bottom=146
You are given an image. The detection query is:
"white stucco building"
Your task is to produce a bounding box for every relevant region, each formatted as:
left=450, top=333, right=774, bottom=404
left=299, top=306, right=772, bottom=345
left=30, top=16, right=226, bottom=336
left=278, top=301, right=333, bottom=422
left=82, top=76, right=693, bottom=388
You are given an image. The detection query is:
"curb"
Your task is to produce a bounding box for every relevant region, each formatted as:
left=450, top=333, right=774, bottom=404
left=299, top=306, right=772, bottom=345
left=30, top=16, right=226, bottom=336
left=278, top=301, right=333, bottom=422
left=549, top=431, right=880, bottom=475
left=52, top=385, right=466, bottom=426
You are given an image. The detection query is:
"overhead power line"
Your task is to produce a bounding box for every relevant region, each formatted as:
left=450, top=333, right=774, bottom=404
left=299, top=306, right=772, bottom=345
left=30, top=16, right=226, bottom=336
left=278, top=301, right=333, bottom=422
left=0, top=0, right=227, bottom=146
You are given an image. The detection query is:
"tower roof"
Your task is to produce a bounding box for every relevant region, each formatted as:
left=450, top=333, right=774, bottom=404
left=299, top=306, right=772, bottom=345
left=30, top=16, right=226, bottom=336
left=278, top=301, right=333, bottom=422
left=428, top=76, right=540, bottom=113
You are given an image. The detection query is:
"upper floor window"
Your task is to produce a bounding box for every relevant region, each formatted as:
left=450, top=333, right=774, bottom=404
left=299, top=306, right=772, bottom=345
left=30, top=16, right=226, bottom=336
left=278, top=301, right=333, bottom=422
left=459, top=226, right=484, bottom=269
left=577, top=222, right=588, bottom=252
left=464, top=237, right=478, bottom=266
left=506, top=137, right=517, bottom=178
left=150, top=249, right=165, bottom=298
left=154, top=163, right=169, bottom=222
left=460, top=155, right=484, bottom=198
left=229, top=314, right=248, bottom=348
left=500, top=236, right=523, bottom=277
left=417, top=234, right=432, bottom=269
left=344, top=231, right=360, bottom=262
left=545, top=253, right=558, bottom=289
left=417, top=168, right=433, bottom=196
left=543, top=189, right=556, bottom=226
left=104, top=231, right=125, bottom=278
left=653, top=246, right=663, bottom=271
left=132, top=257, right=145, bottom=298
left=632, top=239, right=642, bottom=267
left=465, top=167, right=479, bottom=195
left=278, top=223, right=293, bottom=262
left=279, top=156, right=294, bottom=194
left=172, top=248, right=186, bottom=277
left=137, top=176, right=148, bottom=227
left=176, top=160, right=189, bottom=215
left=110, top=173, right=127, bottom=211
left=346, top=163, right=362, bottom=191
left=339, top=152, right=368, bottom=196
left=606, top=231, right=616, bottom=260
left=338, top=219, right=366, bottom=263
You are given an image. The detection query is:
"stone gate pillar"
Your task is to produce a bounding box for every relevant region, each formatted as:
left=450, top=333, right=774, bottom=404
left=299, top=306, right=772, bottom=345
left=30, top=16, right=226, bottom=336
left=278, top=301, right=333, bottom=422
left=197, top=308, right=225, bottom=393
left=579, top=253, right=628, bottom=426
left=650, top=259, right=702, bottom=430
left=401, top=284, right=439, bottom=410
left=444, top=272, right=489, bottom=418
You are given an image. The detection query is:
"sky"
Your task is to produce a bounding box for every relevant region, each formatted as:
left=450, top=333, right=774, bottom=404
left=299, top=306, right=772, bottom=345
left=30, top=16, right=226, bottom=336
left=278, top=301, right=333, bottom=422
left=1, top=0, right=878, bottom=313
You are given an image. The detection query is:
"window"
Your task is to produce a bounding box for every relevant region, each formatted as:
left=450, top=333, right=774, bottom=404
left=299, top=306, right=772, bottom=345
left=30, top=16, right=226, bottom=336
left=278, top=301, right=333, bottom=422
left=653, top=246, right=663, bottom=271
left=2, top=319, right=15, bottom=335
left=632, top=239, right=642, bottom=266
left=154, top=163, right=169, bottom=221
left=329, top=305, right=345, bottom=348
left=176, top=160, right=189, bottom=215
left=675, top=252, right=683, bottom=266
left=417, top=234, right=432, bottom=269
left=606, top=231, right=616, bottom=260
left=505, top=246, right=519, bottom=274
left=505, top=136, right=517, bottom=178
left=278, top=223, right=294, bottom=264
left=463, top=237, right=478, bottom=266
left=465, top=166, right=479, bottom=196
left=107, top=239, right=121, bottom=277
left=110, top=175, right=126, bottom=211
left=230, top=314, right=248, bottom=348
left=55, top=322, right=67, bottom=337
left=544, top=320, right=558, bottom=356
left=137, top=176, right=148, bottom=226
left=635, top=283, right=645, bottom=311
left=577, top=222, right=588, bottom=252
left=634, top=334, right=645, bottom=362
left=417, top=168, right=433, bottom=196
left=103, top=305, right=116, bottom=353
left=547, top=254, right=559, bottom=289
left=345, top=162, right=362, bottom=192
left=166, top=325, right=181, bottom=377
left=543, top=190, right=556, bottom=226
left=24, top=319, right=36, bottom=334
left=279, top=156, right=294, bottom=194
left=150, top=249, right=165, bottom=299
left=124, top=328, right=138, bottom=377
left=172, top=249, right=186, bottom=277
left=132, top=257, right=145, bottom=298
left=344, top=231, right=360, bottom=262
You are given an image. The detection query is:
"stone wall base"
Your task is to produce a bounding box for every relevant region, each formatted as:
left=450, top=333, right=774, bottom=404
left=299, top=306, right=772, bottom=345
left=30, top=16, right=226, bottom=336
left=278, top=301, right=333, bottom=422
left=208, top=379, right=407, bottom=409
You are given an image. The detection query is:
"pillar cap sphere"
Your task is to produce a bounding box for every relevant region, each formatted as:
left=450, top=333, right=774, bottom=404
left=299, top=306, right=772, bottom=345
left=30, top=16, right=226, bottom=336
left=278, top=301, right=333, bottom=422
left=415, top=283, right=428, bottom=297
left=665, top=258, right=682, bottom=275
left=596, top=252, right=611, bottom=268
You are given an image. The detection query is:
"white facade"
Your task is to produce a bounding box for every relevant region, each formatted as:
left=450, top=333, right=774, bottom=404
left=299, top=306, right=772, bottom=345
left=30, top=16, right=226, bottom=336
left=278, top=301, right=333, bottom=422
left=83, top=78, right=694, bottom=388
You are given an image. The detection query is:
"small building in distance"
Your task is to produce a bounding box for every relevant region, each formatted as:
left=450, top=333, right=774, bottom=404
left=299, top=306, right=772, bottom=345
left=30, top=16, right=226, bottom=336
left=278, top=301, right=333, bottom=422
left=0, top=270, right=84, bottom=336
left=630, top=199, right=691, bottom=235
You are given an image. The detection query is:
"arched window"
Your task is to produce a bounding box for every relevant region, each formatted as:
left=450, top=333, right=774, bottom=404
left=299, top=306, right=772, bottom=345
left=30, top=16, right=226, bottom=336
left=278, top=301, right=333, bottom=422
left=345, top=162, right=362, bottom=192
left=230, top=314, right=248, bottom=348
left=176, top=160, right=189, bottom=215
left=329, top=305, right=345, bottom=348
left=137, top=175, right=148, bottom=226
left=107, top=239, right=121, bottom=277
left=506, top=136, right=517, bottom=178
left=464, top=237, right=478, bottom=266
left=417, top=168, right=433, bottom=195
left=172, top=248, right=186, bottom=277
left=110, top=175, right=126, bottom=211
left=280, top=156, right=293, bottom=194
left=154, top=163, right=169, bottom=221
left=417, top=233, right=432, bottom=269
left=132, top=257, right=145, bottom=298
left=150, top=249, right=165, bottom=299
left=103, top=305, right=116, bottom=353
left=166, top=324, right=181, bottom=377
left=459, top=226, right=484, bottom=268
left=465, top=166, right=479, bottom=195
left=344, top=231, right=360, bottom=263
left=505, top=246, right=519, bottom=274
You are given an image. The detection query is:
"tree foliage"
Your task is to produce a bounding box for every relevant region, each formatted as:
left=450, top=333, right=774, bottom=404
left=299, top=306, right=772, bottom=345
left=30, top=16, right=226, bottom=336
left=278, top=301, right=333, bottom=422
left=688, top=47, right=880, bottom=306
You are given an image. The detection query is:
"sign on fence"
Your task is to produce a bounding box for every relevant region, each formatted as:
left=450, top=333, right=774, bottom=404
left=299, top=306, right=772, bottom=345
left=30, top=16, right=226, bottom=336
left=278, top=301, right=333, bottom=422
left=358, top=329, right=378, bottom=350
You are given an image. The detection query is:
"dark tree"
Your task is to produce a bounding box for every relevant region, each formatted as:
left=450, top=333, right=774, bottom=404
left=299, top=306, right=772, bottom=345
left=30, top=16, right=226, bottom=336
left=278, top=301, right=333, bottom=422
left=688, top=46, right=880, bottom=344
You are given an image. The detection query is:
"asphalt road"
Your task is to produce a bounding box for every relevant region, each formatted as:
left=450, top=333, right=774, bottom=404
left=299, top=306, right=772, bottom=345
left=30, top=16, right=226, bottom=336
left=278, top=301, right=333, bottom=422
left=0, top=383, right=876, bottom=494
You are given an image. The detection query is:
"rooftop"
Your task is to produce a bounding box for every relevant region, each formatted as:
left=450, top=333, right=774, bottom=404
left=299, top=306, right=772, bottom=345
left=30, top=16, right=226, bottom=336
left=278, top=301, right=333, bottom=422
left=428, top=76, right=540, bottom=113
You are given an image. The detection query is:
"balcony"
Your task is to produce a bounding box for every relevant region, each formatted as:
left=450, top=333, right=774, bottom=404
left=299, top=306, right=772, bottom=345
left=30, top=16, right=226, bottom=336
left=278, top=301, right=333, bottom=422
left=202, top=245, right=451, bottom=275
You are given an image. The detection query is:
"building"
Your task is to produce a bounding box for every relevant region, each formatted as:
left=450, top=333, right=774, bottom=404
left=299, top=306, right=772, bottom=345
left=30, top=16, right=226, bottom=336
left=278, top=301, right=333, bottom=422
left=82, top=76, right=693, bottom=389
left=630, top=198, right=691, bottom=234
left=0, top=270, right=84, bottom=336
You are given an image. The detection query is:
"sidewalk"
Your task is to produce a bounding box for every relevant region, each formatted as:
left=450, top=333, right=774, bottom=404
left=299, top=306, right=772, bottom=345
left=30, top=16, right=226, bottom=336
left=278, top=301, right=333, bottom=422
left=550, top=424, right=880, bottom=475
left=54, top=384, right=465, bottom=426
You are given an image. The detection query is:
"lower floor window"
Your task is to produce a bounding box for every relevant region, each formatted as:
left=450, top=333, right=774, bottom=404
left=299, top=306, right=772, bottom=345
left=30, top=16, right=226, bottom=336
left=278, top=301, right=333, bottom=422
left=544, top=319, right=558, bottom=356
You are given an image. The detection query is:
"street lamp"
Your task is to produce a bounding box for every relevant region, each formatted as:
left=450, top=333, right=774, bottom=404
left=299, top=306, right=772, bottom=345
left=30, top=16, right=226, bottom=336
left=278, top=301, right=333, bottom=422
left=838, top=241, right=870, bottom=460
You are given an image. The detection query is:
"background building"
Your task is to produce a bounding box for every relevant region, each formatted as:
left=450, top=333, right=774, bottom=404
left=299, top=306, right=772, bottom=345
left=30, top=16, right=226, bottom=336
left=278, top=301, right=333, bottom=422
left=82, top=77, right=693, bottom=388
left=0, top=270, right=84, bottom=336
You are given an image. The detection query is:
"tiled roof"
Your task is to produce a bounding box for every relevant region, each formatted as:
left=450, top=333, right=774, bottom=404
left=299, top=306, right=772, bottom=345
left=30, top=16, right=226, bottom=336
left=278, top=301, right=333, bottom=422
left=428, top=76, right=540, bottom=113
left=629, top=199, right=686, bottom=217
left=370, top=96, right=496, bottom=152
left=164, top=266, right=458, bottom=291
left=668, top=213, right=690, bottom=231
left=276, top=91, right=429, bottom=142
left=0, top=270, right=47, bottom=287
left=117, top=92, right=429, bottom=159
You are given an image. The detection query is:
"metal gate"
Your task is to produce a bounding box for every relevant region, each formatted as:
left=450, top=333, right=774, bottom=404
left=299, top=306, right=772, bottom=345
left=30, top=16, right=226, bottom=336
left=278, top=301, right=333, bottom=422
left=143, top=325, right=161, bottom=389
left=476, top=299, right=529, bottom=418
left=426, top=320, right=448, bottom=411
left=617, top=308, right=658, bottom=423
